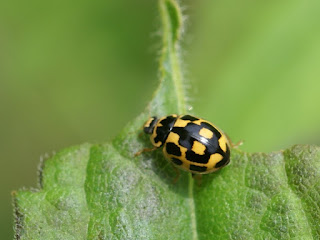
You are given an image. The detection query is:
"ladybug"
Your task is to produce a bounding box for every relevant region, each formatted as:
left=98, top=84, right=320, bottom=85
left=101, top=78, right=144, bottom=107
left=139, top=114, right=231, bottom=174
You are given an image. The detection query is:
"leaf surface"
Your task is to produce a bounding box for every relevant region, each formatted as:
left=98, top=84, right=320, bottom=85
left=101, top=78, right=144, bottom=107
left=13, top=0, right=320, bottom=239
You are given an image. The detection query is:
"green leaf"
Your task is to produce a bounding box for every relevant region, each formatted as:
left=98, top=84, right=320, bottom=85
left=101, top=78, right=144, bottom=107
left=13, top=0, right=320, bottom=239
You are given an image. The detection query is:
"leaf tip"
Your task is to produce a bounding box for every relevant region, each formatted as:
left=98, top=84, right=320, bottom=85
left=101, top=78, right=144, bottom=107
left=161, top=0, right=183, bottom=43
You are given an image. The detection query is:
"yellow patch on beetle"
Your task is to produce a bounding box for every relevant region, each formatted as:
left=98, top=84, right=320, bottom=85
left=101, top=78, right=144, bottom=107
left=174, top=119, right=190, bottom=128
left=207, top=153, right=223, bottom=169
left=199, top=128, right=213, bottom=139
left=192, top=120, right=203, bottom=126
left=218, top=136, right=228, bottom=152
left=150, top=124, right=162, bottom=147
left=166, top=132, right=180, bottom=145
left=144, top=118, right=154, bottom=128
left=191, top=141, right=206, bottom=155
left=151, top=137, right=162, bottom=147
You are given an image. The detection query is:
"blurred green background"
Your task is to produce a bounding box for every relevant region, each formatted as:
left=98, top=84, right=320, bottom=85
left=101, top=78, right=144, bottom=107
left=1, top=0, right=320, bottom=238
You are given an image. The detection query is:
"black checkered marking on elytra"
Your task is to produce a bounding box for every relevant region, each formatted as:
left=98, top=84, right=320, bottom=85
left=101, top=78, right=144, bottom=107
left=180, top=115, right=200, bottom=121
left=189, top=164, right=207, bottom=172
left=215, top=146, right=230, bottom=168
left=171, top=157, right=183, bottom=165
left=172, top=121, right=227, bottom=164
left=166, top=142, right=182, bottom=157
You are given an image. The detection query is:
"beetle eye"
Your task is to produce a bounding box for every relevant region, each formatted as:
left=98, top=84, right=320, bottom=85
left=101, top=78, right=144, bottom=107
left=143, top=117, right=158, bottom=134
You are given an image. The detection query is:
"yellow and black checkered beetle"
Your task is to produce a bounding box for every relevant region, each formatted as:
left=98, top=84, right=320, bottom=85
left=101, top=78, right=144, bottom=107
left=139, top=114, right=231, bottom=175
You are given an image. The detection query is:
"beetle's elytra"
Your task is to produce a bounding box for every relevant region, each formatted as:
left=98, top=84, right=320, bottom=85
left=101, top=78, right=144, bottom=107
left=142, top=114, right=230, bottom=174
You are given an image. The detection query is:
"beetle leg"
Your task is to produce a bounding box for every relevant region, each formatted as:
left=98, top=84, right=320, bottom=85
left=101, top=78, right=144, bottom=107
left=134, top=147, right=157, bottom=157
left=225, top=133, right=243, bottom=148
left=232, top=140, right=243, bottom=148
